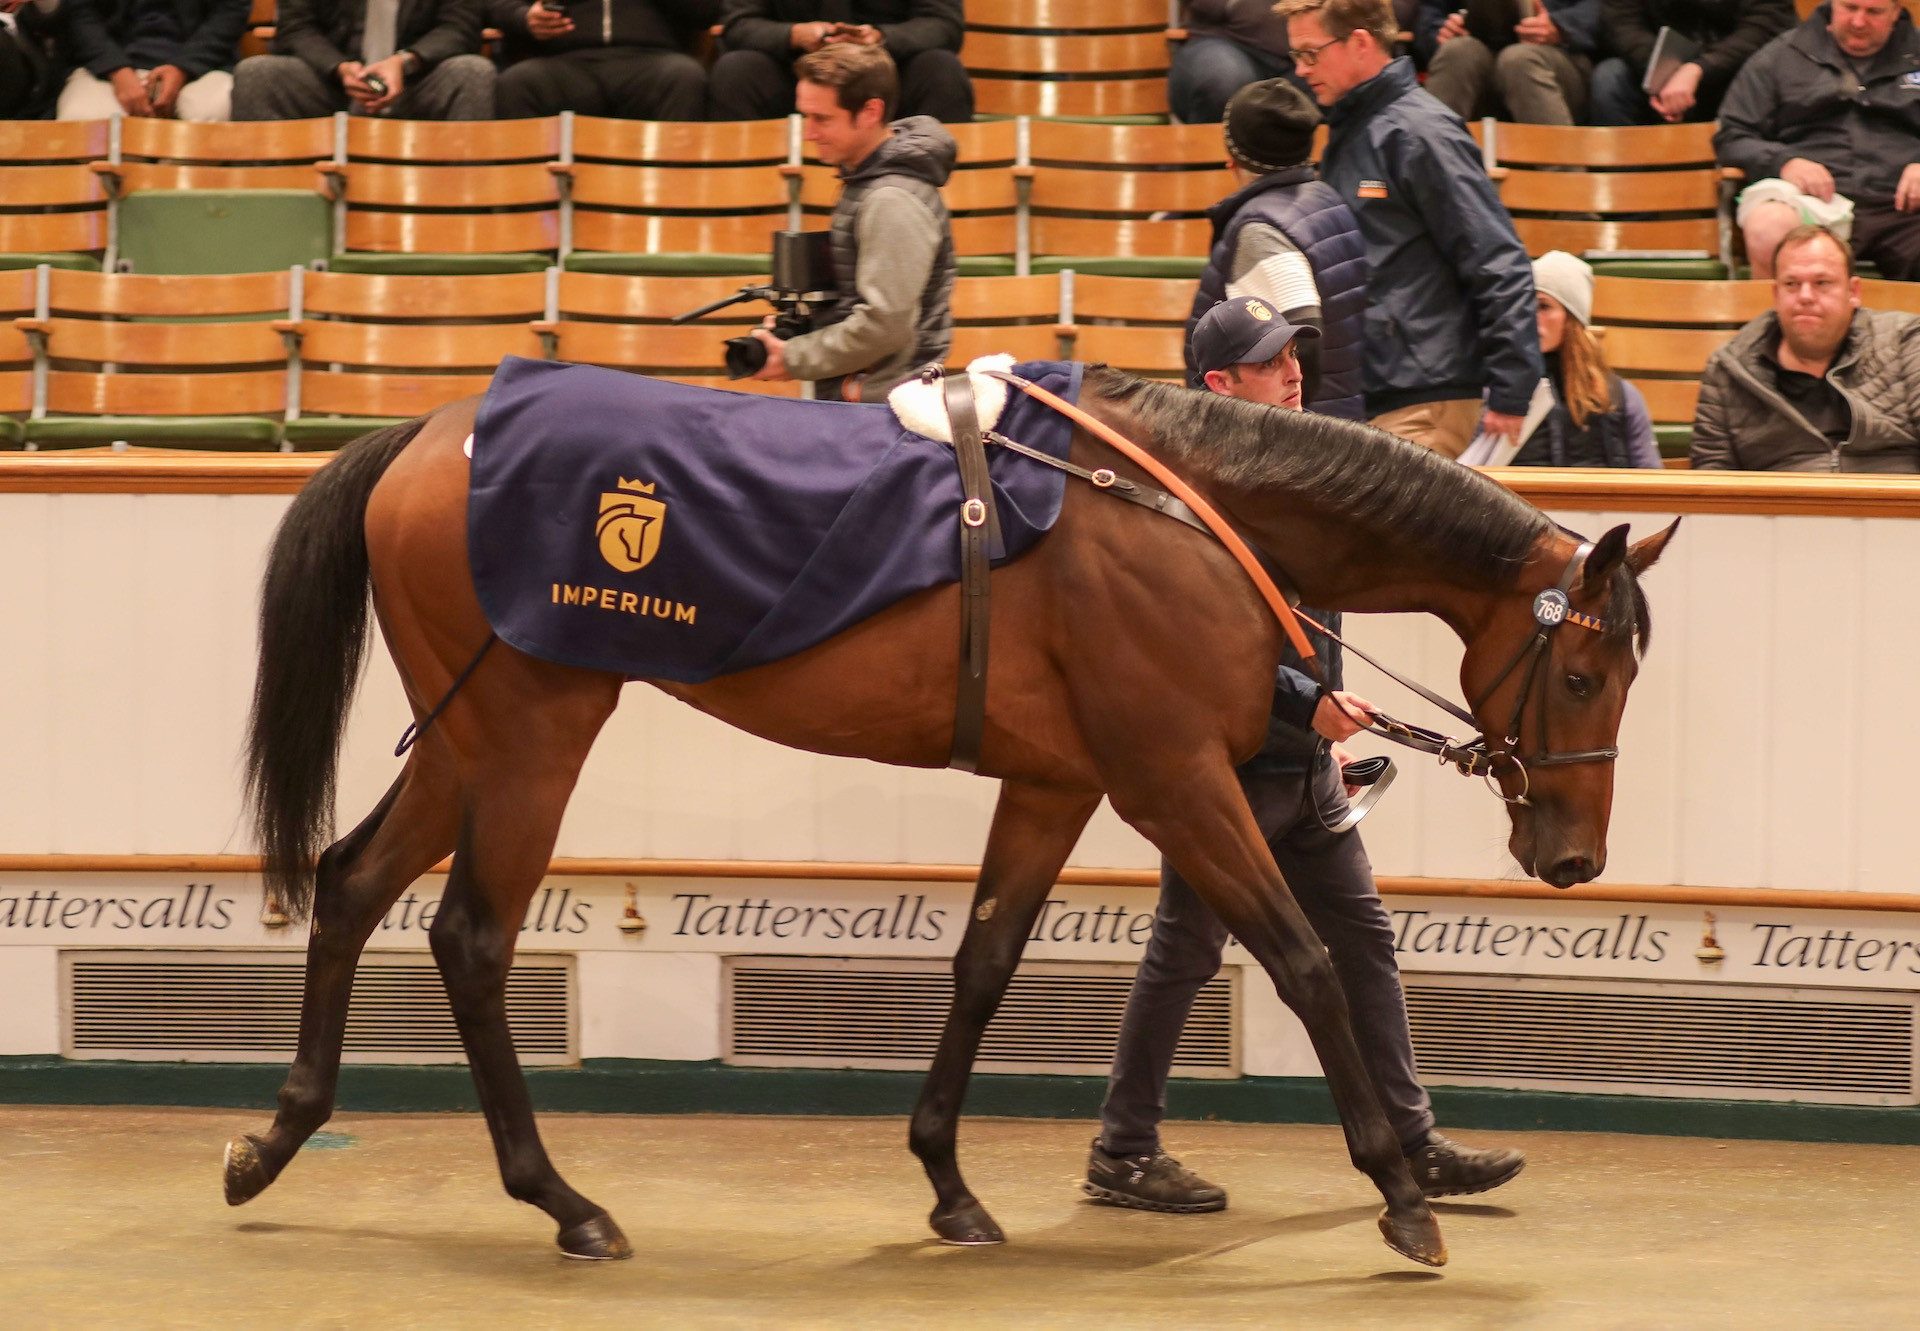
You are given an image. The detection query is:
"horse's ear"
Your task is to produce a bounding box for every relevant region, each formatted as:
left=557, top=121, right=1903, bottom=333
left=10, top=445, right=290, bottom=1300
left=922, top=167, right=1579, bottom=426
left=1625, top=517, right=1682, bottom=575
left=1578, top=524, right=1631, bottom=594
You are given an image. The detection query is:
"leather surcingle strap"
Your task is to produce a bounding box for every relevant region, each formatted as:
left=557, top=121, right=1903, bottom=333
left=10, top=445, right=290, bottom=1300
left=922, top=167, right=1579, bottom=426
left=945, top=372, right=998, bottom=772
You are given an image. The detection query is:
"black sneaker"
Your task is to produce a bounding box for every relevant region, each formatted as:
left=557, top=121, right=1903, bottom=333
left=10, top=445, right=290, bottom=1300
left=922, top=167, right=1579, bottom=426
left=1083, top=1138, right=1227, bottom=1213
left=1403, top=1131, right=1526, bottom=1198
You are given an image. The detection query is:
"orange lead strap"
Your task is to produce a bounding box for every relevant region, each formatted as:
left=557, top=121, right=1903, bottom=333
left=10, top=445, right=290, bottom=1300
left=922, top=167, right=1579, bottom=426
left=990, top=370, right=1323, bottom=673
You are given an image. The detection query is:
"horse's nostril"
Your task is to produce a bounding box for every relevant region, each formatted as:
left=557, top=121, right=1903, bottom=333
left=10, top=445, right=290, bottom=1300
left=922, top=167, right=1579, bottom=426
left=1549, top=857, right=1596, bottom=887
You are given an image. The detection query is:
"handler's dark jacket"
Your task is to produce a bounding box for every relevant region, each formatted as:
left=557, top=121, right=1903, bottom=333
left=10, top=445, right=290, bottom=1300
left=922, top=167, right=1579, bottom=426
left=718, top=0, right=961, bottom=62
left=488, top=0, right=715, bottom=61
left=273, top=0, right=483, bottom=79
left=1321, top=57, right=1541, bottom=418
left=1714, top=7, right=1920, bottom=203
left=1600, top=0, right=1794, bottom=109
left=61, top=0, right=249, bottom=77
left=1242, top=611, right=1342, bottom=777
left=1691, top=308, right=1920, bottom=471
left=1186, top=165, right=1369, bottom=422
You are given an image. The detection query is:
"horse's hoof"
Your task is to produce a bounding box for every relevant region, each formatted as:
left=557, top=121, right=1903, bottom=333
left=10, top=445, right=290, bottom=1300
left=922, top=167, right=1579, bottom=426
left=930, top=1200, right=1005, bottom=1246
left=1378, top=1205, right=1447, bottom=1268
left=223, top=1134, right=273, bottom=1207
left=558, top=1213, right=633, bottom=1261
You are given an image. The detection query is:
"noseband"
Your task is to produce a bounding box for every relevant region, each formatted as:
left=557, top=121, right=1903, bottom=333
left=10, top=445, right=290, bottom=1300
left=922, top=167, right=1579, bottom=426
left=1302, top=541, right=1618, bottom=807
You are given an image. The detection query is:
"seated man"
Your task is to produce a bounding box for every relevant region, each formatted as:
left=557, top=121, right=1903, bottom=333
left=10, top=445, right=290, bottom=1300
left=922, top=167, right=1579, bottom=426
left=1588, top=0, right=1793, bottom=126
left=489, top=0, right=714, bottom=119
left=1169, top=0, right=1294, bottom=124
left=54, top=0, right=248, bottom=121
left=709, top=0, right=969, bottom=123
left=1692, top=225, right=1920, bottom=471
left=1086, top=296, right=1527, bottom=1216
left=1415, top=0, right=1602, bottom=125
left=230, top=0, right=493, bottom=119
left=2, top=0, right=65, bottom=118
left=1715, top=0, right=1920, bottom=279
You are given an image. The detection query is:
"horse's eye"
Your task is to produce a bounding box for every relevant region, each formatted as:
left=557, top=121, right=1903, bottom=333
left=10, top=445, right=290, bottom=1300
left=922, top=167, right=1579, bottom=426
left=1564, top=673, right=1595, bottom=699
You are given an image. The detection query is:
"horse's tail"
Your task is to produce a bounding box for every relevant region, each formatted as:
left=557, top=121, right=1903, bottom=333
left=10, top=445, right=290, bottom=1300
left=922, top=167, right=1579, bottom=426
left=245, top=416, right=431, bottom=923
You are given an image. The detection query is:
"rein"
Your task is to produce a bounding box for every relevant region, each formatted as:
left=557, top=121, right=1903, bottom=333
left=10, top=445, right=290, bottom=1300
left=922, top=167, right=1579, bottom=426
left=978, top=370, right=1619, bottom=806
left=984, top=369, right=1324, bottom=675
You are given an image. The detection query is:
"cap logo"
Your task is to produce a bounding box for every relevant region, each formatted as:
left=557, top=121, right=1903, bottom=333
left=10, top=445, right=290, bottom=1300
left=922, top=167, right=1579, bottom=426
left=1244, top=299, right=1273, bottom=321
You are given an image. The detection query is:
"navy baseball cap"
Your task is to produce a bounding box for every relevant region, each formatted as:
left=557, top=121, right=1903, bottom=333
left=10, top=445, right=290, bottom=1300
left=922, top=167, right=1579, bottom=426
left=1191, top=296, right=1318, bottom=376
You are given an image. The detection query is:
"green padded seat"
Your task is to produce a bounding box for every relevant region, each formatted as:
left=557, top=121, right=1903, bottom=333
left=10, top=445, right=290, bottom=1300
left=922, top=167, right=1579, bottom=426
left=117, top=191, right=331, bottom=274
left=282, top=416, right=407, bottom=449
left=24, top=416, right=282, bottom=449
left=1655, top=424, right=1692, bottom=457
left=956, top=256, right=1018, bottom=278
left=0, top=253, right=102, bottom=272
left=1031, top=255, right=1207, bottom=279
left=562, top=251, right=772, bottom=277
left=0, top=417, right=23, bottom=448
left=330, top=252, right=554, bottom=276
left=1029, top=114, right=1172, bottom=126
left=1587, top=258, right=1728, bottom=280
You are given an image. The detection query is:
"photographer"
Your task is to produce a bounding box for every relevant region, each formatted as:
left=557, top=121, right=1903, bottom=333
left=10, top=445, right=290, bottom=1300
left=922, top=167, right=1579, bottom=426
left=750, top=44, right=956, bottom=403
left=710, top=0, right=970, bottom=122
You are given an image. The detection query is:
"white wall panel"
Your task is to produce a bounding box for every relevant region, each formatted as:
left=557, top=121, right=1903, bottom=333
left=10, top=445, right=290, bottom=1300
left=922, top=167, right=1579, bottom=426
left=576, top=951, right=721, bottom=1060
left=2, top=490, right=1915, bottom=899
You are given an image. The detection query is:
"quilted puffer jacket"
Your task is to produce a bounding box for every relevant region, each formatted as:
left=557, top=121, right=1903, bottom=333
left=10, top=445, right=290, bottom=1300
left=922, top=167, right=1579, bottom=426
left=1690, top=309, right=1920, bottom=471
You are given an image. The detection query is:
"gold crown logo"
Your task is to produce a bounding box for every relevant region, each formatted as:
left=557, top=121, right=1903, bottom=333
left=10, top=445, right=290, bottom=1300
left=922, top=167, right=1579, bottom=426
left=616, top=478, right=657, bottom=495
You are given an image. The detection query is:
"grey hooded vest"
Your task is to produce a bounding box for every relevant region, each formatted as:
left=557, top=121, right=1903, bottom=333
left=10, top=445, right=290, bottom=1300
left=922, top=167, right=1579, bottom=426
left=815, top=116, right=957, bottom=394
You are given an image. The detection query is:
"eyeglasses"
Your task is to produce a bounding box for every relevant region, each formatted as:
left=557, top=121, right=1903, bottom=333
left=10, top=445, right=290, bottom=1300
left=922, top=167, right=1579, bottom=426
left=1289, top=34, right=1348, bottom=66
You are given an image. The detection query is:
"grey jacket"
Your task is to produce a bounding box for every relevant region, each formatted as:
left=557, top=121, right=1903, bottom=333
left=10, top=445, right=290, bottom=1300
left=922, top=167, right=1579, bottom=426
left=1690, top=308, right=1920, bottom=471
left=784, top=117, right=956, bottom=401
left=1714, top=8, right=1920, bottom=202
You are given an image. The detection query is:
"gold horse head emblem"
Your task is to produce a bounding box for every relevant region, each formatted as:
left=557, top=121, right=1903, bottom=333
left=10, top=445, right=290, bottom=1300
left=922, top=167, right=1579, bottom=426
left=597, top=478, right=667, bottom=573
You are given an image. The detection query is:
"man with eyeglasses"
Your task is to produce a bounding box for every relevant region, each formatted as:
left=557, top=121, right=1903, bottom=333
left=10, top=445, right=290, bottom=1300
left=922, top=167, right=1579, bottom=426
left=1277, top=0, right=1539, bottom=461
left=1691, top=224, right=1920, bottom=471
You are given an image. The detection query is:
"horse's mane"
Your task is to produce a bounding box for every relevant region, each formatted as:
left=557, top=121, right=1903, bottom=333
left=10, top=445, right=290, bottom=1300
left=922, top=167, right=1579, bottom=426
left=1082, top=366, right=1650, bottom=653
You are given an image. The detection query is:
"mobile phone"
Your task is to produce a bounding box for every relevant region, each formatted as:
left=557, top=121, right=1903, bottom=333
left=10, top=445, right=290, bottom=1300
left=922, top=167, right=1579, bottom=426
left=363, top=71, right=389, bottom=97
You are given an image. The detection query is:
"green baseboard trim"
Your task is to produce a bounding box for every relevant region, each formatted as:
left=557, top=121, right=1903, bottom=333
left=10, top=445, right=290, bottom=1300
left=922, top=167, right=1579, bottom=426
left=2, top=1057, right=1915, bottom=1144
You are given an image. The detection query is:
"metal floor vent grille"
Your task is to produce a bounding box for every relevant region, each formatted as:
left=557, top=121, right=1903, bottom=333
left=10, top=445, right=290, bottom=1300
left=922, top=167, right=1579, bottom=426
left=1405, top=974, right=1918, bottom=1105
left=726, top=957, right=1237, bottom=1076
left=63, top=951, right=574, bottom=1065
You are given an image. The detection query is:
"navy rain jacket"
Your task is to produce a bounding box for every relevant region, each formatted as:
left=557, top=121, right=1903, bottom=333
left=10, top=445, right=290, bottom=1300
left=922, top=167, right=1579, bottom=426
left=1321, top=57, right=1540, bottom=417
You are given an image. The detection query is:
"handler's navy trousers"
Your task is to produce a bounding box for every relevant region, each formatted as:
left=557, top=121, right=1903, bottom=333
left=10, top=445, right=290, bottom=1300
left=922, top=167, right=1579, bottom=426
left=1099, top=762, right=1436, bottom=1155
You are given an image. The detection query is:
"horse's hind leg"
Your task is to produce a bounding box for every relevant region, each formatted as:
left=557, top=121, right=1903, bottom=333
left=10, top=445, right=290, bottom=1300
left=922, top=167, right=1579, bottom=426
left=225, top=757, right=461, bottom=1205
left=909, top=780, right=1101, bottom=1245
left=1114, top=764, right=1444, bottom=1268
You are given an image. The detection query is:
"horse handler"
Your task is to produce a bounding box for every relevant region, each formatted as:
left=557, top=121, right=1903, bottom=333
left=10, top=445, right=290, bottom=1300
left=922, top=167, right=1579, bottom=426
left=1084, top=298, right=1528, bottom=1212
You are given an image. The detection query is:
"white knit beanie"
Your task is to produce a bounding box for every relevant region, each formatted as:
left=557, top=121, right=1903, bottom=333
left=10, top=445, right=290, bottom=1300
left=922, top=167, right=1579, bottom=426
left=1532, top=250, right=1593, bottom=328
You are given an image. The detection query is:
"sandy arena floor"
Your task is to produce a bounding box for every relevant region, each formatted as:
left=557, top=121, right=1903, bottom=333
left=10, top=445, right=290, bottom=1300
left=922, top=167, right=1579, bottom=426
left=1, top=1106, right=1913, bottom=1329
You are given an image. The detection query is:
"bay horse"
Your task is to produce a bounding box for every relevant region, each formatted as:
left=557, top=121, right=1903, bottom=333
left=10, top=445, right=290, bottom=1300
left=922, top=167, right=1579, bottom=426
left=225, top=364, right=1675, bottom=1269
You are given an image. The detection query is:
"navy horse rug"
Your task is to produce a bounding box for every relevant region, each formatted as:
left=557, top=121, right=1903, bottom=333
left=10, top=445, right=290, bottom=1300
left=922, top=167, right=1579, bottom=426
left=467, top=356, right=1084, bottom=682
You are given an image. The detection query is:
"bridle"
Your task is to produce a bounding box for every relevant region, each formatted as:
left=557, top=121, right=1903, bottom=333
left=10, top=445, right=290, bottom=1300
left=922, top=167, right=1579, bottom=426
left=1299, top=540, right=1619, bottom=808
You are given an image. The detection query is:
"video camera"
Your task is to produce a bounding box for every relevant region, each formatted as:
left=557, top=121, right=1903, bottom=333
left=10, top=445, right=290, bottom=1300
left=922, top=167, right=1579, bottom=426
left=671, top=230, right=835, bottom=379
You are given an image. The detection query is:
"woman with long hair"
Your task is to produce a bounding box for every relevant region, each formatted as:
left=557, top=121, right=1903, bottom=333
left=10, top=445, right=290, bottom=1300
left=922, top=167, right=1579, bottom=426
left=1465, top=251, right=1663, bottom=468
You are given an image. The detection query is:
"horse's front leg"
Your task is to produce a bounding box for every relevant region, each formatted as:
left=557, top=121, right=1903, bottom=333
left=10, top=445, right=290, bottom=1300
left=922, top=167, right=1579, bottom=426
left=1111, top=760, right=1444, bottom=1268
left=908, top=779, right=1101, bottom=1245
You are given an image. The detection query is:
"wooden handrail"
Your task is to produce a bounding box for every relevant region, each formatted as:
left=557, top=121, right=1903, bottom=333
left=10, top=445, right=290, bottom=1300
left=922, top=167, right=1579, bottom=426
left=8, top=455, right=1920, bottom=517
left=4, top=854, right=1917, bottom=913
